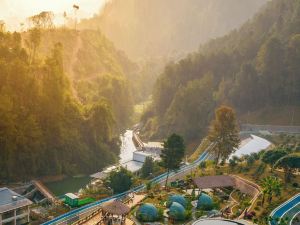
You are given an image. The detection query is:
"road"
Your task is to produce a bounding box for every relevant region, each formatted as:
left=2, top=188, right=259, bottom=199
left=42, top=145, right=211, bottom=225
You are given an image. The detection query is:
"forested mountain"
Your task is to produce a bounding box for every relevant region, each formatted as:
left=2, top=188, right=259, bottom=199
left=79, top=0, right=267, bottom=59
left=28, top=29, right=136, bottom=128
left=141, top=0, right=300, bottom=141
left=0, top=27, right=137, bottom=181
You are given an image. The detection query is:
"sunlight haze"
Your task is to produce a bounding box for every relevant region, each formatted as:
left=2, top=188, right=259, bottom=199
left=0, top=0, right=108, bottom=30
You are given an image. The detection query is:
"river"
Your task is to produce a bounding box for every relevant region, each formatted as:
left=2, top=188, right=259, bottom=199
left=45, top=130, right=136, bottom=196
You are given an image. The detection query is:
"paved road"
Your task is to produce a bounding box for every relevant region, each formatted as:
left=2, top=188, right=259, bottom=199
left=270, top=193, right=300, bottom=225
left=42, top=146, right=211, bottom=225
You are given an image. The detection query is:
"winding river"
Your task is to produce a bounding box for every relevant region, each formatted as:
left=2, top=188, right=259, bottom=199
left=45, top=130, right=136, bottom=196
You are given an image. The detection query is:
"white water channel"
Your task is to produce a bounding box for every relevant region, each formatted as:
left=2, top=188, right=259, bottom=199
left=119, top=130, right=137, bottom=163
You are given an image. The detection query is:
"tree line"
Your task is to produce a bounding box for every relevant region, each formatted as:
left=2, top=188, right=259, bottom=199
left=0, top=29, right=123, bottom=181
left=141, top=0, right=300, bottom=142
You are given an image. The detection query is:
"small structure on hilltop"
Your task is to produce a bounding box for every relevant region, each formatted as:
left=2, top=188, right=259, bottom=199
left=136, top=203, right=159, bottom=222
left=100, top=200, right=130, bottom=225
left=0, top=187, right=32, bottom=225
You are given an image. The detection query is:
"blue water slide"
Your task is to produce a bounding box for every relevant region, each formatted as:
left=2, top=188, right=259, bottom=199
left=269, top=193, right=300, bottom=225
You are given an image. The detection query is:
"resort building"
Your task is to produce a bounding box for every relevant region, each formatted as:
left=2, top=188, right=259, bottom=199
left=141, top=142, right=163, bottom=157
left=0, top=187, right=32, bottom=225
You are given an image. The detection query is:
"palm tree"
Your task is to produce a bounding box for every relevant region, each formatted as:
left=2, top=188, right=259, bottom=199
left=261, top=176, right=282, bottom=204
left=261, top=189, right=268, bottom=206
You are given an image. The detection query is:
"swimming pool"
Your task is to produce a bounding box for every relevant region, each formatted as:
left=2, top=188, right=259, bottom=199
left=192, top=219, right=247, bottom=225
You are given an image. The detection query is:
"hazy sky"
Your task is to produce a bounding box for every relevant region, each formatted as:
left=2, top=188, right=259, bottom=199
left=0, top=0, right=107, bottom=30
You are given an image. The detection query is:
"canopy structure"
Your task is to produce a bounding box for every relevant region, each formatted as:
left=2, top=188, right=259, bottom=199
left=193, top=175, right=260, bottom=197
left=100, top=200, right=130, bottom=225
left=193, top=175, right=235, bottom=189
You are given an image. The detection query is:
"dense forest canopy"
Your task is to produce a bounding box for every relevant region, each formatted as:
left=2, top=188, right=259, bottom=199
left=79, top=0, right=267, bottom=59
left=0, top=26, right=139, bottom=181
left=22, top=29, right=136, bottom=128
left=141, top=0, right=300, bottom=141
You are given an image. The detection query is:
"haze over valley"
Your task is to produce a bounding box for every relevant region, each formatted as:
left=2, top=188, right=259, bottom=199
left=0, top=1, right=299, bottom=224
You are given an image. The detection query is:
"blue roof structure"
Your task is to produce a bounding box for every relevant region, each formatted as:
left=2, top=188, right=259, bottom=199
left=167, top=194, right=187, bottom=208
left=197, top=192, right=213, bottom=209
left=169, top=202, right=186, bottom=220
left=0, top=187, right=32, bottom=213
left=136, top=203, right=158, bottom=222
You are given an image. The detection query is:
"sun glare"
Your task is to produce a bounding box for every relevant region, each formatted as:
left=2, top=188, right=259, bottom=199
left=0, top=0, right=108, bottom=30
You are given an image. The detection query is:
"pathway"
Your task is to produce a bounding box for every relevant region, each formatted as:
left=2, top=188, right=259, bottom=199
left=42, top=145, right=210, bottom=225
left=81, top=194, right=145, bottom=225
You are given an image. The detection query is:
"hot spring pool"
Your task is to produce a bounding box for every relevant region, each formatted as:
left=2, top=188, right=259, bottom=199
left=192, top=219, right=248, bottom=225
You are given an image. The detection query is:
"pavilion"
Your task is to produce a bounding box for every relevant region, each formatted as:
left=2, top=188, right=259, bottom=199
left=100, top=200, right=130, bottom=225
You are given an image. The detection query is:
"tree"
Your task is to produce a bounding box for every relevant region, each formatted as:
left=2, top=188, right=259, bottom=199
left=0, top=21, right=5, bottom=32
left=256, top=37, right=285, bottom=104
left=28, top=11, right=54, bottom=29
left=141, top=157, right=154, bottom=178
left=107, top=167, right=133, bottom=194
left=261, top=176, right=282, bottom=205
left=208, top=106, right=240, bottom=163
left=160, top=133, right=185, bottom=188
left=274, top=153, right=300, bottom=182
left=246, top=154, right=256, bottom=167
left=27, top=28, right=41, bottom=64
left=199, top=161, right=207, bottom=174
left=88, top=100, right=115, bottom=143
left=229, top=158, right=238, bottom=170
left=261, top=149, right=288, bottom=171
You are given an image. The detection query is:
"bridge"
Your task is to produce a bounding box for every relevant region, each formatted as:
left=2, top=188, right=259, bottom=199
left=32, top=180, right=58, bottom=204
left=132, top=131, right=144, bottom=149
left=42, top=144, right=212, bottom=225
left=240, top=124, right=300, bottom=134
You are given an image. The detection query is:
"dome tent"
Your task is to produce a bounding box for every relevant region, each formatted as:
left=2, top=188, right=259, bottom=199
left=197, top=192, right=214, bottom=210
left=136, top=203, right=159, bottom=222
left=169, top=202, right=186, bottom=220
left=167, top=194, right=187, bottom=208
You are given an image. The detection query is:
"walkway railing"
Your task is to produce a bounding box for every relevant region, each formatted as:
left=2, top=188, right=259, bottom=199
left=42, top=145, right=212, bottom=225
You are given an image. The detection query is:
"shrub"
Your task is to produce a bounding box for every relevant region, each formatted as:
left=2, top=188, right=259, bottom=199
left=195, top=210, right=205, bottom=218
left=255, top=163, right=266, bottom=176
left=158, top=208, right=164, bottom=220
left=185, top=209, right=192, bottom=219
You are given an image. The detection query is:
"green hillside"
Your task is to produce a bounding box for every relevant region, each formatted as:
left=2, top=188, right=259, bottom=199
left=142, top=0, right=300, bottom=141
left=0, top=27, right=139, bottom=181
left=22, top=29, right=136, bottom=128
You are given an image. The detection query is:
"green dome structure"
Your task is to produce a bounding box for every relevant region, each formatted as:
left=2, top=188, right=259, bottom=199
left=169, top=202, right=186, bottom=221
left=136, top=203, right=158, bottom=222
left=197, top=192, right=213, bottom=210
left=167, top=194, right=187, bottom=208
